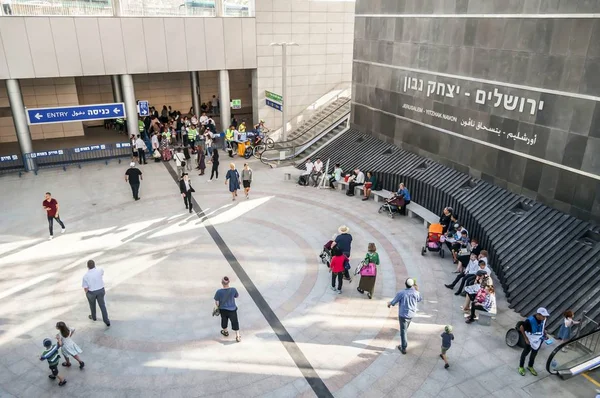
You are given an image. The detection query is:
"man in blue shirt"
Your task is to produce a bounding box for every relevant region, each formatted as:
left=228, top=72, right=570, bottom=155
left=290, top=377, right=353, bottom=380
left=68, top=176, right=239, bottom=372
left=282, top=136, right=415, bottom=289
left=388, top=278, right=422, bottom=354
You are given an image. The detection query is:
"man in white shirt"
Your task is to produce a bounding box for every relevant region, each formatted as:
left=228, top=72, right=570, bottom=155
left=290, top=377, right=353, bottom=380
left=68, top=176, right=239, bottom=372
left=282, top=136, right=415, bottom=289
left=82, top=260, right=110, bottom=327
left=299, top=159, right=314, bottom=186
left=199, top=112, right=208, bottom=125
left=174, top=147, right=186, bottom=177
left=311, top=158, right=324, bottom=187
left=135, top=134, right=147, bottom=165
left=347, top=168, right=365, bottom=196
left=151, top=132, right=159, bottom=151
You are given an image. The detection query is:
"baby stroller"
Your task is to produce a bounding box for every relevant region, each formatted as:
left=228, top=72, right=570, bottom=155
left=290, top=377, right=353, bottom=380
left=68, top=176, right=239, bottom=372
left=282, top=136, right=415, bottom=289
left=378, top=195, right=405, bottom=218
left=421, top=223, right=445, bottom=258
left=319, top=240, right=334, bottom=267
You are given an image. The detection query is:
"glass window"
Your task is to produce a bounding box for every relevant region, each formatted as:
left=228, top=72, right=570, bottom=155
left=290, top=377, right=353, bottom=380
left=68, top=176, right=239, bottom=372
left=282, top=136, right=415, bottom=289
left=120, top=0, right=216, bottom=16
left=222, top=0, right=252, bottom=17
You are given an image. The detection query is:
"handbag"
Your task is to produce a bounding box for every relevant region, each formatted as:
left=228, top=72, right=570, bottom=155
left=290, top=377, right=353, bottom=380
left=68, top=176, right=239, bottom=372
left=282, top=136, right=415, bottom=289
left=360, top=262, right=377, bottom=277
left=343, top=257, right=351, bottom=270
left=475, top=288, right=487, bottom=303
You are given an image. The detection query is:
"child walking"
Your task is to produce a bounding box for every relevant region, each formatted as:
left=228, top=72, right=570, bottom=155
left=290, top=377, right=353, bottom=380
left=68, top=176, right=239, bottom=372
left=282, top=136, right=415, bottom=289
left=440, top=325, right=454, bottom=369
left=56, top=321, right=85, bottom=369
left=557, top=310, right=580, bottom=351
left=40, top=338, right=67, bottom=386
left=329, top=247, right=347, bottom=294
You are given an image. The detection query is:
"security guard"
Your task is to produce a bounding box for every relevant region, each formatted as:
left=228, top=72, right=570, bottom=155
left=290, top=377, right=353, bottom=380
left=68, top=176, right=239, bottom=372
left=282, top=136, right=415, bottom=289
left=187, top=126, right=198, bottom=148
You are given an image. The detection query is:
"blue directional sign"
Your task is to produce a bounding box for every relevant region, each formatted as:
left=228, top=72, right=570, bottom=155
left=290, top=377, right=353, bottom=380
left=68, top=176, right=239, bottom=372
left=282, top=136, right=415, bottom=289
left=266, top=99, right=282, bottom=112
left=26, top=103, right=126, bottom=125
left=138, top=100, right=149, bottom=116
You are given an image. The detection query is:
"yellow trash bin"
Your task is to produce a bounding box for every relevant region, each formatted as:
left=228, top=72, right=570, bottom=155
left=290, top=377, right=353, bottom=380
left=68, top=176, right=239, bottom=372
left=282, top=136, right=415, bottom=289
left=237, top=141, right=247, bottom=157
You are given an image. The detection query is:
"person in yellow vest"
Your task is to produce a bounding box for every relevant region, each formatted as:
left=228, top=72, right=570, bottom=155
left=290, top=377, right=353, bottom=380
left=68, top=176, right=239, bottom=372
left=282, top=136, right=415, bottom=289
left=225, top=125, right=239, bottom=157
left=138, top=118, right=145, bottom=136
left=187, top=125, right=198, bottom=148
left=116, top=118, right=125, bottom=133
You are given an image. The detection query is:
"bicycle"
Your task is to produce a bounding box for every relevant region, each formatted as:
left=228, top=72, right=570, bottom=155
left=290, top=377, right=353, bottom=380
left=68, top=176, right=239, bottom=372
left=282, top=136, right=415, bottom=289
left=243, top=136, right=267, bottom=159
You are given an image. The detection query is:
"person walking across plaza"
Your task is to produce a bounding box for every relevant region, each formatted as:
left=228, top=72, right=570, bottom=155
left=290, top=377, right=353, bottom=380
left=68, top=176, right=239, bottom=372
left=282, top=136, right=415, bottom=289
left=440, top=325, right=454, bottom=369
left=242, top=163, right=252, bottom=199
left=179, top=173, right=195, bottom=213
left=225, top=163, right=241, bottom=201
left=43, top=192, right=66, bottom=240
left=124, top=162, right=142, bottom=201
left=40, top=338, right=67, bottom=386
left=357, top=243, right=379, bottom=299
left=55, top=321, right=85, bottom=369
left=518, top=307, right=550, bottom=376
left=174, top=147, right=186, bottom=177
left=329, top=247, right=347, bottom=294
left=214, top=276, right=241, bottom=342
left=331, top=225, right=353, bottom=281
left=209, top=148, right=220, bottom=181
left=388, top=278, right=422, bottom=354
left=135, top=134, right=147, bottom=164
left=82, top=260, right=110, bottom=327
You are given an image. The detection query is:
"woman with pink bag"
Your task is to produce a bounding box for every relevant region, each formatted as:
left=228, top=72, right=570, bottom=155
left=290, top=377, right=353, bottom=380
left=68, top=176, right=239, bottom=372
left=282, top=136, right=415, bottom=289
left=357, top=243, right=379, bottom=299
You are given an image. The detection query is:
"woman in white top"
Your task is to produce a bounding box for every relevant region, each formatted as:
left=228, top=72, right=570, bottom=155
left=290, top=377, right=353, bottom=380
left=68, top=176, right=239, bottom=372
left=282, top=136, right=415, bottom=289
left=56, top=321, right=84, bottom=369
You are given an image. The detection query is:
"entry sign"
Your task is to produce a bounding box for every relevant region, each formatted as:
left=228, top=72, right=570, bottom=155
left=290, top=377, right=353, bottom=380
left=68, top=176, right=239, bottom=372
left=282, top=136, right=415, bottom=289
left=26, top=103, right=126, bottom=125
left=266, top=99, right=282, bottom=112
left=138, top=100, right=149, bottom=116
left=231, top=99, right=242, bottom=109
left=265, top=90, right=283, bottom=104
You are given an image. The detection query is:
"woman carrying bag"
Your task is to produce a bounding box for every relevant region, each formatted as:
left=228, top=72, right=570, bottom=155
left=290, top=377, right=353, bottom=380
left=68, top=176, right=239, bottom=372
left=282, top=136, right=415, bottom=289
left=356, top=243, right=379, bottom=299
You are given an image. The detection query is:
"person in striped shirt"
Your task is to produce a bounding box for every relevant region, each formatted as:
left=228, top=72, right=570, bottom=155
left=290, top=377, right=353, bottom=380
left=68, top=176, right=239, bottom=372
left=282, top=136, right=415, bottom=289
left=39, top=338, right=67, bottom=386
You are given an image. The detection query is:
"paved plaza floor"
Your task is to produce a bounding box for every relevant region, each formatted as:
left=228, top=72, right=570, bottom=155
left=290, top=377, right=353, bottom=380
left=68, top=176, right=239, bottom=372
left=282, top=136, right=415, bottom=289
left=0, top=158, right=596, bottom=397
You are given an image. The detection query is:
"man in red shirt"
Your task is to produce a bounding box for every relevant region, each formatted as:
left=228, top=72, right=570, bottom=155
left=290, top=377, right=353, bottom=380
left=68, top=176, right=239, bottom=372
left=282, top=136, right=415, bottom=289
left=43, top=192, right=66, bottom=240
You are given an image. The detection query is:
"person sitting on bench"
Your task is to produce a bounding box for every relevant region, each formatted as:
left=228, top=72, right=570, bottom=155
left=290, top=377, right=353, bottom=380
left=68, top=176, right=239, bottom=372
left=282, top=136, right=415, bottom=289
left=397, top=183, right=411, bottom=215
left=346, top=169, right=364, bottom=196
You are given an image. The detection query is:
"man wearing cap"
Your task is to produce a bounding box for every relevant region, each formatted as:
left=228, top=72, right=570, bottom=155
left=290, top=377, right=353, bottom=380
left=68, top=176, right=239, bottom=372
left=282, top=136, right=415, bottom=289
left=388, top=278, right=422, bottom=354
left=518, top=307, right=550, bottom=376
left=125, top=162, right=143, bottom=201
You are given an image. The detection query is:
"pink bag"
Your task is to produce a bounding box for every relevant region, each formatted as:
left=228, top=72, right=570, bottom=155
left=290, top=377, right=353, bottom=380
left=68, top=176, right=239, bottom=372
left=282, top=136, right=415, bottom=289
left=360, top=262, right=377, bottom=277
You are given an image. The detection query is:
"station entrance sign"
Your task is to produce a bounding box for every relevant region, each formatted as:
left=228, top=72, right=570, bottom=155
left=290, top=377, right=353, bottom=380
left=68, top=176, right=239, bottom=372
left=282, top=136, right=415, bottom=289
left=26, top=103, right=126, bottom=125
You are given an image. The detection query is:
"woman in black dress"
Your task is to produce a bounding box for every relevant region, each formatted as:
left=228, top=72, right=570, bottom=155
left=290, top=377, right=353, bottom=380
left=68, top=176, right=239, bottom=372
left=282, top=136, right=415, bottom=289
left=210, top=149, right=220, bottom=181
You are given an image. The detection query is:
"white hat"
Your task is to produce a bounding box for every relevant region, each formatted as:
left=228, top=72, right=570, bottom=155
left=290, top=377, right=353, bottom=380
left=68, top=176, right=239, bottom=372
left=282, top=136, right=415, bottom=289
left=405, top=278, right=415, bottom=287
left=338, top=225, right=349, bottom=234
left=537, top=307, right=550, bottom=317
left=130, top=162, right=136, bottom=167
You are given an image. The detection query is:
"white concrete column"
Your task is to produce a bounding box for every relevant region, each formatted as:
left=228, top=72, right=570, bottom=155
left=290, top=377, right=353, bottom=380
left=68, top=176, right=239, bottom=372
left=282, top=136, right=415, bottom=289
left=6, top=79, right=36, bottom=171
left=215, top=0, right=223, bottom=16
left=218, top=70, right=231, bottom=132
left=111, top=75, right=122, bottom=103
left=190, top=71, right=201, bottom=117
left=112, top=0, right=121, bottom=16
left=251, top=69, right=258, bottom=125
left=120, top=74, right=138, bottom=137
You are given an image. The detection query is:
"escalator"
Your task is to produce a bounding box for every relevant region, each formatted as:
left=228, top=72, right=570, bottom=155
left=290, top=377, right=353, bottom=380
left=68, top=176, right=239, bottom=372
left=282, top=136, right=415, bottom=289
left=546, top=314, right=600, bottom=379
left=259, top=99, right=350, bottom=168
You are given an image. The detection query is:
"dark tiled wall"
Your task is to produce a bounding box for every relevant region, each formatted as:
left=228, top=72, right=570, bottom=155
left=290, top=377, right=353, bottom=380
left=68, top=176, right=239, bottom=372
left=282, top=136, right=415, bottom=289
left=356, top=0, right=600, bottom=15
left=351, top=4, right=600, bottom=222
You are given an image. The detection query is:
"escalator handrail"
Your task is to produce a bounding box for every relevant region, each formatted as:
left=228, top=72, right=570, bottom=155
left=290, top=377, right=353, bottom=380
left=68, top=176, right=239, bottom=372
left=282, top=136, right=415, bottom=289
left=546, top=325, right=600, bottom=375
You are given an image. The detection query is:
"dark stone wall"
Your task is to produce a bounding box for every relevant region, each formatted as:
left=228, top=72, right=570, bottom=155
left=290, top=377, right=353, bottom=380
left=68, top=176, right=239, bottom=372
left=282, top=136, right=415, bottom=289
left=351, top=1, right=600, bottom=222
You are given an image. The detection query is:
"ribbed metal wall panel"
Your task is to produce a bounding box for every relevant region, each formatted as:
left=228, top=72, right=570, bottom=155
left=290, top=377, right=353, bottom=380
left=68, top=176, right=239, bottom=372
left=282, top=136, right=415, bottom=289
left=298, top=129, right=600, bottom=331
